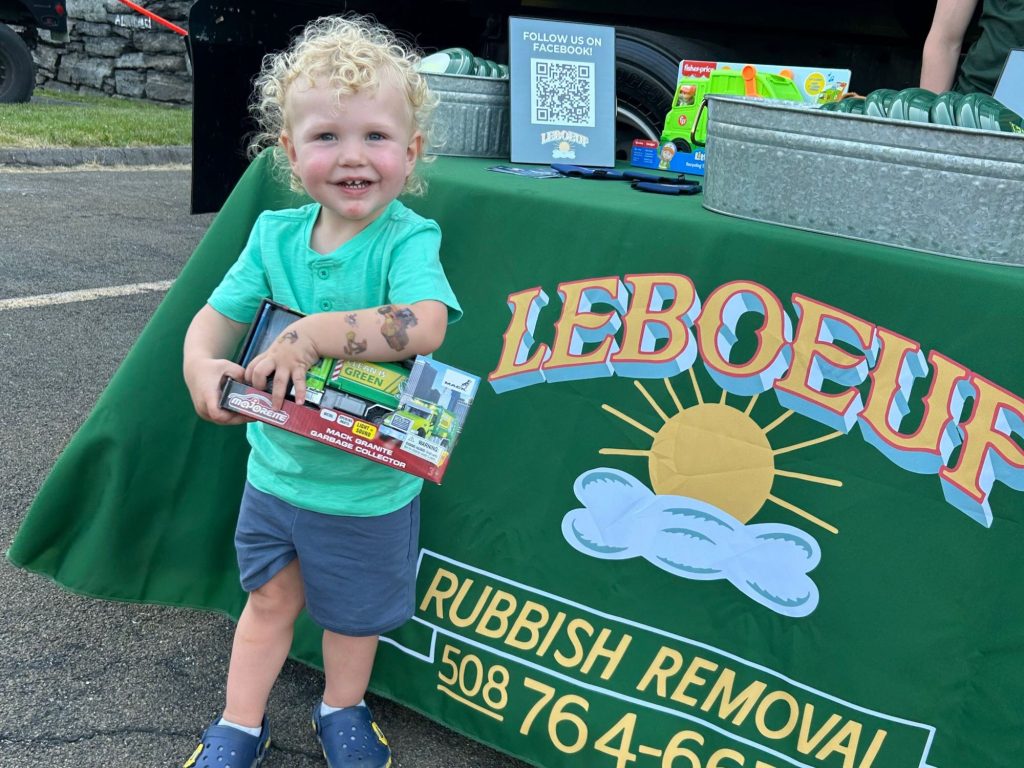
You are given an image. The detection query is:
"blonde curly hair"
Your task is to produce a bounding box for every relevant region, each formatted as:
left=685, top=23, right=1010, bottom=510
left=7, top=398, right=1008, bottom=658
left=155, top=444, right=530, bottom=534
left=248, top=14, right=437, bottom=196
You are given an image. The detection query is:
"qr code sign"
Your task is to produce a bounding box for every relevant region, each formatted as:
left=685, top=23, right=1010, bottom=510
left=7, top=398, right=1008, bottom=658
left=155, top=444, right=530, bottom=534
left=531, top=59, right=595, bottom=127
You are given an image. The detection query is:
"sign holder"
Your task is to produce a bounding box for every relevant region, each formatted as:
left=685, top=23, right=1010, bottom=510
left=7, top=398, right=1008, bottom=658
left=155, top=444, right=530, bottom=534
left=509, top=16, right=616, bottom=166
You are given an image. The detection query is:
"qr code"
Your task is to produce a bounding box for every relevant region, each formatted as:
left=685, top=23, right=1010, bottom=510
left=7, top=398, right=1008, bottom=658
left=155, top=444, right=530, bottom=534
left=531, top=59, right=595, bottom=127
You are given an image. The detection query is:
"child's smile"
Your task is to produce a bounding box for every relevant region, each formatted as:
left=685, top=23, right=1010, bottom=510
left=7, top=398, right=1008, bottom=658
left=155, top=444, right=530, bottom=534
left=281, top=77, right=422, bottom=249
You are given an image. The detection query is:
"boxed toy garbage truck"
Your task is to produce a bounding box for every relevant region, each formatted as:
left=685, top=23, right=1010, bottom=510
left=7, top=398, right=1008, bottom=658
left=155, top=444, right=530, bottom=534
left=631, top=59, right=851, bottom=176
left=220, top=299, right=480, bottom=483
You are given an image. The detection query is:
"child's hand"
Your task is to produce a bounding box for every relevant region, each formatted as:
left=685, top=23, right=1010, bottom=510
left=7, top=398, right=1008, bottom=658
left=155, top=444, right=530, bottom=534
left=245, top=318, right=321, bottom=409
left=183, top=357, right=251, bottom=425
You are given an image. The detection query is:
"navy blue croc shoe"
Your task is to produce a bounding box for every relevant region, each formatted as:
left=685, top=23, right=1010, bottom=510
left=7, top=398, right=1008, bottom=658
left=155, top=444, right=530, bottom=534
left=183, top=715, right=270, bottom=768
left=312, top=703, right=392, bottom=768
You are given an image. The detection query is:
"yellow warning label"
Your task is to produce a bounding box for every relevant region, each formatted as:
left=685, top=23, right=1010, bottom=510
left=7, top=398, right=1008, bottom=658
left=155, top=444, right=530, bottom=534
left=354, top=422, right=377, bottom=439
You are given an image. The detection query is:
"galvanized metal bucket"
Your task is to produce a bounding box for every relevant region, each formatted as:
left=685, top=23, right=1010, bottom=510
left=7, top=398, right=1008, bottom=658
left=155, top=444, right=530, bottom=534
left=701, top=96, right=1024, bottom=266
left=424, top=73, right=510, bottom=159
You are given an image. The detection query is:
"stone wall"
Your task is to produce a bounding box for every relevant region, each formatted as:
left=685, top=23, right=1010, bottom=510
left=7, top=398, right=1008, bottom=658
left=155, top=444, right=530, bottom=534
left=33, top=0, right=194, bottom=104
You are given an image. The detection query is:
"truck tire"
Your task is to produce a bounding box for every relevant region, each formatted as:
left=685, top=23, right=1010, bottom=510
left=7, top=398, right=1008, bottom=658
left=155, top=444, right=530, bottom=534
left=615, top=27, right=732, bottom=157
left=0, top=23, right=35, bottom=103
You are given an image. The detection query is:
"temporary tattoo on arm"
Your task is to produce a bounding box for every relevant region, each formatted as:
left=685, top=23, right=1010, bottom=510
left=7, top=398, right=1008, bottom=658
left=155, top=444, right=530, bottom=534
left=378, top=305, right=419, bottom=351
left=345, top=313, right=358, bottom=326
left=277, top=330, right=299, bottom=345
left=343, top=331, right=368, bottom=356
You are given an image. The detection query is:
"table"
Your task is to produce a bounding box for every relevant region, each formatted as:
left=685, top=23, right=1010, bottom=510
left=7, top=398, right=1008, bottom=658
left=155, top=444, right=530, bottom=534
left=11, top=152, right=1024, bottom=768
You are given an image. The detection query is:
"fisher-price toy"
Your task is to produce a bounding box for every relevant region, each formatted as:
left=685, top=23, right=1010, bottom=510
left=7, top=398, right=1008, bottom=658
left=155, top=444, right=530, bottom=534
left=661, top=65, right=803, bottom=151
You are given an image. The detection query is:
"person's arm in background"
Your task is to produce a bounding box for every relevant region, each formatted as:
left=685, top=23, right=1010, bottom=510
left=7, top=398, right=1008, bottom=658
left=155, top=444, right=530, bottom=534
left=921, top=0, right=980, bottom=91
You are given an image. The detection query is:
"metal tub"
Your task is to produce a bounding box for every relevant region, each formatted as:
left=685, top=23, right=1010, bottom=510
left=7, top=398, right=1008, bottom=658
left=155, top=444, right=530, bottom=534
left=701, top=96, right=1024, bottom=266
left=424, top=73, right=509, bottom=159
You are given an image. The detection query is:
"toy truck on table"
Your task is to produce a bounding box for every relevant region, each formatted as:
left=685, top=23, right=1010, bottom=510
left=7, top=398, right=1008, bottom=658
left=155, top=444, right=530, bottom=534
left=631, top=60, right=848, bottom=175
left=220, top=299, right=479, bottom=483
left=662, top=64, right=803, bottom=151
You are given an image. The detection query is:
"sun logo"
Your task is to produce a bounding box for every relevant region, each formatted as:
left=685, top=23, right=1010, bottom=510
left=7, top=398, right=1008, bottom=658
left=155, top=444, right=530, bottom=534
left=550, top=139, right=577, bottom=160
left=603, top=368, right=844, bottom=535
left=561, top=368, right=847, bottom=617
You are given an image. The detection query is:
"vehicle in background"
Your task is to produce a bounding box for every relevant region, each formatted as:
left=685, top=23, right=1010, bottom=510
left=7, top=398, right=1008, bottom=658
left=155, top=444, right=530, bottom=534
left=0, top=0, right=67, bottom=102
left=187, top=0, right=935, bottom=213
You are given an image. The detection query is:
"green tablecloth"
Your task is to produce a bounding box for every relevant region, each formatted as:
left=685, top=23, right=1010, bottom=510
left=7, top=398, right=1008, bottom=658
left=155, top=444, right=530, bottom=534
left=10, top=152, right=1024, bottom=768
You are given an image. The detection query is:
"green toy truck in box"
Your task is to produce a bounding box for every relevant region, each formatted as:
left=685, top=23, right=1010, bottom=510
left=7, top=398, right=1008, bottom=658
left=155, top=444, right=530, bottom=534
left=219, top=298, right=480, bottom=483
left=305, top=357, right=409, bottom=424
left=631, top=59, right=849, bottom=176
left=661, top=64, right=803, bottom=151
left=224, top=298, right=414, bottom=425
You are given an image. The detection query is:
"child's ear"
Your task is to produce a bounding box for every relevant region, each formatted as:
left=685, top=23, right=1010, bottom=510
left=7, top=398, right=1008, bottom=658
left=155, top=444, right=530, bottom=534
left=280, top=132, right=299, bottom=169
left=406, top=131, right=423, bottom=171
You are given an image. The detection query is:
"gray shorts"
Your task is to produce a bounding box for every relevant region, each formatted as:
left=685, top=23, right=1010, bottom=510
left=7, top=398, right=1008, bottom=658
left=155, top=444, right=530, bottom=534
left=235, top=482, right=420, bottom=636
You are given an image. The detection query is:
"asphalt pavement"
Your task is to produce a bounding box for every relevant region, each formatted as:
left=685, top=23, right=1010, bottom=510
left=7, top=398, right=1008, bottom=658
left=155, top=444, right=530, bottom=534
left=0, top=162, right=527, bottom=767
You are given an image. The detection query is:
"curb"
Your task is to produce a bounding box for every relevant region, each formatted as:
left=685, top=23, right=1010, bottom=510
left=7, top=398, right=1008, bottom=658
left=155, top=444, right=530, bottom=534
left=0, top=146, right=191, bottom=168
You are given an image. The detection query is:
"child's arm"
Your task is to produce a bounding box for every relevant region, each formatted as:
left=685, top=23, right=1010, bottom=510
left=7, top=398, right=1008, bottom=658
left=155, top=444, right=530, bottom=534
left=245, top=300, right=448, bottom=408
left=183, top=304, right=252, bottom=424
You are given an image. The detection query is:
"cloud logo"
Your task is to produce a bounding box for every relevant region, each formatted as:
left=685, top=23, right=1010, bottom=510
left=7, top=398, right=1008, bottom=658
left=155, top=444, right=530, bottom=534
left=562, top=468, right=822, bottom=617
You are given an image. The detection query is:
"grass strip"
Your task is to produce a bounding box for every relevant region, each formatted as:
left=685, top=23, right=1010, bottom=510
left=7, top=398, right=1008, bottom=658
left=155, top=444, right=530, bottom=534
left=0, top=89, right=191, bottom=148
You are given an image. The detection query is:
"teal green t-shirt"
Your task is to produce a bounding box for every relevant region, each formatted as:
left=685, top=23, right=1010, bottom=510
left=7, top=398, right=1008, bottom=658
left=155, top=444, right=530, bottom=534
left=209, top=200, right=462, bottom=516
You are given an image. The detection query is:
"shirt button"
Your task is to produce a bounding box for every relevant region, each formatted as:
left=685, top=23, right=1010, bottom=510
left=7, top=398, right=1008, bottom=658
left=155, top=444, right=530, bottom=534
left=320, top=300, right=332, bottom=310
left=318, top=269, right=329, bottom=279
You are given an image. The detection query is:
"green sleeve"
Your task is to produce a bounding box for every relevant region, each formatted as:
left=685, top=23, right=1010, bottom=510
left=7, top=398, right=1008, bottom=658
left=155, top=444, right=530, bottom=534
left=208, top=213, right=272, bottom=324
left=386, top=224, right=463, bottom=323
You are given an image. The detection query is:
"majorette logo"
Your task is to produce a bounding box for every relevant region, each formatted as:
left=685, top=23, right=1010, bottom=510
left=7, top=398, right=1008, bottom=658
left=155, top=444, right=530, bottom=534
left=227, top=392, right=289, bottom=424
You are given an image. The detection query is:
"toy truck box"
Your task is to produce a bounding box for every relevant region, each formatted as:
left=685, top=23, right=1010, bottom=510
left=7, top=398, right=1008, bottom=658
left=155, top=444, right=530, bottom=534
left=630, top=59, right=851, bottom=175
left=219, top=299, right=480, bottom=483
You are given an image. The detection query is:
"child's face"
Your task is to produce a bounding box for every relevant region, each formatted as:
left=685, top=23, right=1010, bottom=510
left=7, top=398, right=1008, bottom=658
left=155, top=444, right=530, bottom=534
left=281, top=76, right=421, bottom=239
